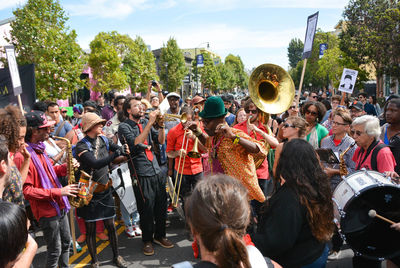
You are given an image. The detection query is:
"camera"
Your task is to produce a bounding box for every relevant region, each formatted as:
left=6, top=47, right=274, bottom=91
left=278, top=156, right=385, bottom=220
left=151, top=80, right=157, bottom=87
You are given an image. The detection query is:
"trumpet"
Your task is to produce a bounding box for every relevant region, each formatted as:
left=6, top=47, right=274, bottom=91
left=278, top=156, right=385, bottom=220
left=145, top=112, right=187, bottom=124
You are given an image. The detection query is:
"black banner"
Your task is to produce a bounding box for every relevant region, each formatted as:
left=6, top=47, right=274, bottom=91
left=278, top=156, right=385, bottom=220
left=0, top=64, right=36, bottom=110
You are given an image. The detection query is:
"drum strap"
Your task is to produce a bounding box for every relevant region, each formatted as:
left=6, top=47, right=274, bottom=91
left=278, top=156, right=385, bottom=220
left=356, top=140, right=379, bottom=170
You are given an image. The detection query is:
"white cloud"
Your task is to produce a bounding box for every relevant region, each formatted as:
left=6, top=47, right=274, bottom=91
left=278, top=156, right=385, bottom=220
left=64, top=0, right=149, bottom=19
left=0, top=0, right=25, bottom=11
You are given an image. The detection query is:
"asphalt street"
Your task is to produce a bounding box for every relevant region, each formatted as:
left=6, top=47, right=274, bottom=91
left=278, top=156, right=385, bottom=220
left=30, top=210, right=375, bottom=268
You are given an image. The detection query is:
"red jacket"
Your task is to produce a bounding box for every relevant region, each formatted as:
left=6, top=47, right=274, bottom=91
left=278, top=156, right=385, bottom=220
left=14, top=152, right=67, bottom=220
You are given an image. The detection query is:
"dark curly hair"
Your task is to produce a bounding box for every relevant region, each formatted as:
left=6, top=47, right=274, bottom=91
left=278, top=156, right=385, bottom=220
left=302, top=101, right=327, bottom=123
left=185, top=175, right=251, bottom=268
left=0, top=105, right=27, bottom=152
left=275, top=139, right=334, bottom=242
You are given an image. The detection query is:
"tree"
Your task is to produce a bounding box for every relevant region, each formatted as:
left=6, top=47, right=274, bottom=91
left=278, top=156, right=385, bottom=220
left=217, top=63, right=236, bottom=91
left=192, top=52, right=220, bottom=92
left=159, top=38, right=186, bottom=92
left=225, top=54, right=248, bottom=89
left=340, top=0, right=400, bottom=96
left=126, top=36, right=158, bottom=92
left=6, top=0, right=85, bottom=100
left=287, top=38, right=304, bottom=69
left=88, top=32, right=128, bottom=93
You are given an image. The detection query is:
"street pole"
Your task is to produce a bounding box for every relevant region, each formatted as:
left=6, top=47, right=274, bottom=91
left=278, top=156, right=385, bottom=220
left=165, top=62, right=168, bottom=92
left=194, top=42, right=209, bottom=95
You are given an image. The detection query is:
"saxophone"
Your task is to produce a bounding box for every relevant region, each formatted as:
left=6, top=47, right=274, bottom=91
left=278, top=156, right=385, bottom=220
left=52, top=135, right=90, bottom=208
left=339, top=142, right=355, bottom=177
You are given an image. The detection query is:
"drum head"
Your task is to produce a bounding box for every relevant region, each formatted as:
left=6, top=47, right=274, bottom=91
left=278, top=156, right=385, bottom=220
left=341, top=185, right=400, bottom=259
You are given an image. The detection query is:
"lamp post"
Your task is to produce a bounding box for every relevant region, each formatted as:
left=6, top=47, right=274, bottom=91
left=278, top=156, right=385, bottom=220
left=194, top=42, right=209, bottom=94
left=165, top=62, right=168, bottom=92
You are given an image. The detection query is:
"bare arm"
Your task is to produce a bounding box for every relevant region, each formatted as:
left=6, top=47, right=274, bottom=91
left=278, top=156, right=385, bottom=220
left=134, top=111, right=158, bottom=145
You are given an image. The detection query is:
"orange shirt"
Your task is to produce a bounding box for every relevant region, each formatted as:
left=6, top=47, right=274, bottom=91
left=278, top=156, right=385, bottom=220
left=206, top=128, right=268, bottom=202
left=234, top=121, right=269, bottom=179
left=167, top=123, right=203, bottom=175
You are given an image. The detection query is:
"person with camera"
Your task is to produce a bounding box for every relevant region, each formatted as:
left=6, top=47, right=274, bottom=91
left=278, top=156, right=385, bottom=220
left=75, top=112, right=129, bottom=268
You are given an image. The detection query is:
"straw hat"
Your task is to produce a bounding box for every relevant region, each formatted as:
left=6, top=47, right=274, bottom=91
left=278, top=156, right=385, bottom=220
left=81, top=112, right=106, bottom=133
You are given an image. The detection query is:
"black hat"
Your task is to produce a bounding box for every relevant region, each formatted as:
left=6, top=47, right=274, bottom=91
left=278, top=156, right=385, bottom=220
left=25, top=110, right=56, bottom=128
left=349, top=101, right=363, bottom=111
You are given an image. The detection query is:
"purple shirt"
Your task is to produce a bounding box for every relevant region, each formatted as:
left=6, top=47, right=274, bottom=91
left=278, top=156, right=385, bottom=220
left=101, top=105, right=115, bottom=121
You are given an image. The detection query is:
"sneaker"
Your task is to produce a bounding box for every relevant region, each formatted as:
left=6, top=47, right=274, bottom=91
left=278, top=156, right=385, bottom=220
left=96, top=232, right=109, bottom=241
left=125, top=226, right=135, bottom=238
left=167, top=203, right=174, bottom=213
left=77, top=234, right=86, bottom=243
left=153, top=237, right=174, bottom=249
left=90, top=262, right=99, bottom=268
left=133, top=225, right=142, bottom=236
left=328, top=251, right=341, bottom=260
left=143, top=242, right=155, bottom=256
left=113, top=255, right=129, bottom=268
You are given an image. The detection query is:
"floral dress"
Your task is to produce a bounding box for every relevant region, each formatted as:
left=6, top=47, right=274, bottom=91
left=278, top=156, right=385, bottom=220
left=2, top=165, right=24, bottom=207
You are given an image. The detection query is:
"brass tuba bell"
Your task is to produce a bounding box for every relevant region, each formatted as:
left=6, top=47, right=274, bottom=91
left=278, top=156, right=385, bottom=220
left=249, top=64, right=295, bottom=114
left=187, top=138, right=201, bottom=158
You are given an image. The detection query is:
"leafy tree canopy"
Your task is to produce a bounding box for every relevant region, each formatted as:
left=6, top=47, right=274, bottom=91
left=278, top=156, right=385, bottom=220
left=287, top=38, right=304, bottom=69
left=159, top=38, right=187, bottom=92
left=6, top=0, right=85, bottom=100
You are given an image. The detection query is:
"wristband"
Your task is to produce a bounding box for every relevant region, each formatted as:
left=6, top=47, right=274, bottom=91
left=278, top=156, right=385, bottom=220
left=233, top=134, right=240, bottom=145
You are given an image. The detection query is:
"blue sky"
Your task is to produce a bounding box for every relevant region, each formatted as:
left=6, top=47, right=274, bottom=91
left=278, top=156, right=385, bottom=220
left=1, top=0, right=348, bottom=71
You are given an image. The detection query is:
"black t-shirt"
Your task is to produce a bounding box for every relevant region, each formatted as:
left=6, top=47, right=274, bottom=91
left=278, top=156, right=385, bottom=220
left=75, top=135, right=119, bottom=185
left=389, top=133, right=400, bottom=174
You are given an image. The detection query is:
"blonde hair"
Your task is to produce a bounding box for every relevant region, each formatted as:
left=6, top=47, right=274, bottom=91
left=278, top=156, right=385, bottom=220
left=286, top=116, right=308, bottom=138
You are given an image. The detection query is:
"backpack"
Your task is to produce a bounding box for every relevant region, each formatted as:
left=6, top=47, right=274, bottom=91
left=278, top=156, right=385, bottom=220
left=371, top=143, right=387, bottom=171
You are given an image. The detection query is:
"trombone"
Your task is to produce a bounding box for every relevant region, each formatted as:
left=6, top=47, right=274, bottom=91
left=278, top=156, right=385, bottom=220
left=144, top=112, right=188, bottom=124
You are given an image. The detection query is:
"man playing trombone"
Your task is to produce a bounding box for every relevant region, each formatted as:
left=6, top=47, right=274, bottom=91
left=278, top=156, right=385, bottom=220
left=166, top=107, right=204, bottom=209
left=118, top=96, right=174, bottom=256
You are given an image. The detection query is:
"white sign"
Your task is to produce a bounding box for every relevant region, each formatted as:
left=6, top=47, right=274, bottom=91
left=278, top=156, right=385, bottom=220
left=303, top=12, right=319, bottom=59
left=339, top=68, right=358, bottom=94
left=110, top=163, right=137, bottom=215
left=5, top=46, right=22, bottom=96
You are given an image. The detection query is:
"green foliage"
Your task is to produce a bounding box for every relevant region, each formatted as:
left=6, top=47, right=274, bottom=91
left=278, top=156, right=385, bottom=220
left=287, top=38, right=304, bottom=69
left=88, top=32, right=128, bottom=93
left=7, top=0, right=85, bottom=100
left=217, top=63, right=236, bottom=91
left=340, top=0, right=400, bottom=93
left=289, top=31, right=368, bottom=92
left=192, top=52, right=221, bottom=92
left=159, top=38, right=187, bottom=92
left=224, top=54, right=248, bottom=89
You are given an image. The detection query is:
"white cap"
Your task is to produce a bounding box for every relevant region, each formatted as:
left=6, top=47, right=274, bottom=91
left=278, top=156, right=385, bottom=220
left=166, top=92, right=181, bottom=99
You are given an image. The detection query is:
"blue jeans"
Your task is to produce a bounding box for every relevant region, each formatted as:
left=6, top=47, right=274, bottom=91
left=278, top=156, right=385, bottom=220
left=39, top=212, right=71, bottom=268
left=120, top=201, right=139, bottom=227
left=302, top=244, right=329, bottom=268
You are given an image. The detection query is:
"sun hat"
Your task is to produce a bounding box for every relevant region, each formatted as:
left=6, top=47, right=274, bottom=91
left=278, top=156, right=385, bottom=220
left=81, top=112, right=106, bottom=133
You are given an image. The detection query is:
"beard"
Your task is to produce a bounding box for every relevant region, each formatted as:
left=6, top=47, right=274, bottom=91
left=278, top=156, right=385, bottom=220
left=131, top=113, right=141, bottom=120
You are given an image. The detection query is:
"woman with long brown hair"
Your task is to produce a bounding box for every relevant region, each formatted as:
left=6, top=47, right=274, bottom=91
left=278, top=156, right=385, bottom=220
left=184, top=175, right=275, bottom=268
left=252, top=139, right=334, bottom=268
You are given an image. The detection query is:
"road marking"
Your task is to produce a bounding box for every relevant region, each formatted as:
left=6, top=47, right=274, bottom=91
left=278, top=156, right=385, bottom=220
left=69, top=237, right=102, bottom=264
left=74, top=225, right=125, bottom=267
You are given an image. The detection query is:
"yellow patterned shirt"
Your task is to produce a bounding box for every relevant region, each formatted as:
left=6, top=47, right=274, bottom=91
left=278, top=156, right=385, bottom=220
left=206, top=128, right=268, bottom=202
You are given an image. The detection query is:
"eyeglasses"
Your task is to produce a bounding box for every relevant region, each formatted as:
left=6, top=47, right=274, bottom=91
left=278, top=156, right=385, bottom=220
left=282, top=123, right=296, bottom=129
left=311, top=95, right=318, bottom=99
left=305, top=110, right=318, bottom=116
left=332, top=121, right=348, bottom=126
left=289, top=106, right=296, bottom=109
left=350, top=130, right=364, bottom=136
left=245, top=109, right=258, bottom=114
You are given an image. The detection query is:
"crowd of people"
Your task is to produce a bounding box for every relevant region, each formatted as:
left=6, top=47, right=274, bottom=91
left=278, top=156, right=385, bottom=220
left=0, top=80, right=399, bottom=268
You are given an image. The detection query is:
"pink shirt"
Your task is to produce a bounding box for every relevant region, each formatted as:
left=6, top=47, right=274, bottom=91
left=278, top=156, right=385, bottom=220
left=352, top=141, right=396, bottom=173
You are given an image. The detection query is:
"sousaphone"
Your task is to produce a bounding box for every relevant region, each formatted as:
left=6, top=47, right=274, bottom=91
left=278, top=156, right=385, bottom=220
left=249, top=63, right=295, bottom=114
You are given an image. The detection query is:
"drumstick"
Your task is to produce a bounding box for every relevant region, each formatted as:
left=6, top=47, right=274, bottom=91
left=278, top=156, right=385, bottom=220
left=368, top=209, right=396, bottom=225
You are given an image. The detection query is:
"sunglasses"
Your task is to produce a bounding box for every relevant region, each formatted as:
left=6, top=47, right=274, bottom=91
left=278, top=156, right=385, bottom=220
left=311, top=95, right=318, bottom=99
left=245, top=109, right=258, bottom=114
left=282, top=123, right=296, bottom=129
left=350, top=130, right=364, bottom=136
left=289, top=106, right=296, bottom=109
left=332, top=121, right=348, bottom=126
left=305, top=110, right=318, bottom=116
left=61, top=111, right=67, bottom=113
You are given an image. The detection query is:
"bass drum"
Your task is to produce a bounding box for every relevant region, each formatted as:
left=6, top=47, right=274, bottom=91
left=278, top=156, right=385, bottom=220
left=332, top=170, right=400, bottom=260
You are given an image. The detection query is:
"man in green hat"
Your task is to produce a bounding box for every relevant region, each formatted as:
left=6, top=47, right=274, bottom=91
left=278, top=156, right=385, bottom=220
left=188, top=96, right=268, bottom=202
